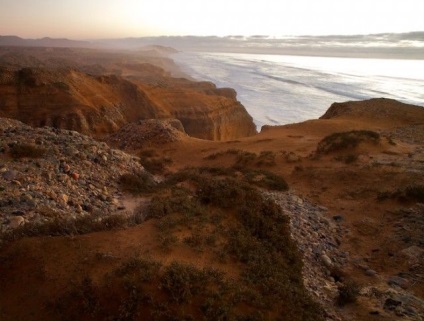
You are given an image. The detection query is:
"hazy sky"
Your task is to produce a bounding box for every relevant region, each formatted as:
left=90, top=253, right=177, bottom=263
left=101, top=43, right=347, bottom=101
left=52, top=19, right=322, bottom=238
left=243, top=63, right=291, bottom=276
left=1, top=0, right=423, bottom=39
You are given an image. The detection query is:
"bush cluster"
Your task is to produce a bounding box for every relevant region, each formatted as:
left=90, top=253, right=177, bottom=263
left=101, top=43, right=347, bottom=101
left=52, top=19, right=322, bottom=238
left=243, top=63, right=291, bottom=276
left=316, top=130, right=380, bottom=154
left=119, top=171, right=156, bottom=194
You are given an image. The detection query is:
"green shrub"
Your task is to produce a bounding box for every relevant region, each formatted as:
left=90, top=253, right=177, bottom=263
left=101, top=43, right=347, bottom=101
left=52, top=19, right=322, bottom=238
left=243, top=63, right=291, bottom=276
left=158, top=234, right=179, bottom=251
left=160, top=262, right=209, bottom=303
left=242, top=169, right=289, bottom=191
left=234, top=151, right=257, bottom=169
left=146, top=188, right=203, bottom=219
left=256, top=151, right=276, bottom=167
left=141, top=157, right=172, bottom=174
left=197, top=177, right=251, bottom=208
left=404, top=184, right=424, bottom=202
left=138, top=149, right=173, bottom=174
left=119, top=172, right=156, bottom=194
left=337, top=280, right=360, bottom=306
left=378, top=184, right=424, bottom=203
left=317, top=130, right=380, bottom=154
left=115, top=257, right=162, bottom=282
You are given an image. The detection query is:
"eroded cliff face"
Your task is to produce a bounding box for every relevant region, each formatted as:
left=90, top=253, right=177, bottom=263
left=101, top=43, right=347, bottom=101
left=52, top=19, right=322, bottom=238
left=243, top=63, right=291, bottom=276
left=0, top=67, right=158, bottom=135
left=138, top=80, right=257, bottom=140
left=0, top=66, right=256, bottom=140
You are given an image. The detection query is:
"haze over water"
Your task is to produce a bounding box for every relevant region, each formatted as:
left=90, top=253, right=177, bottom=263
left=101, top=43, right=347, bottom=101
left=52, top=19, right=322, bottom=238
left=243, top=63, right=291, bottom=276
left=174, top=51, right=424, bottom=129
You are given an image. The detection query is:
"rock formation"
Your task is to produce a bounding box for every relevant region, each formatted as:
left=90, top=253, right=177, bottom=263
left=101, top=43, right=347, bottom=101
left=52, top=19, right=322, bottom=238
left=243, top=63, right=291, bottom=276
left=0, top=65, right=257, bottom=140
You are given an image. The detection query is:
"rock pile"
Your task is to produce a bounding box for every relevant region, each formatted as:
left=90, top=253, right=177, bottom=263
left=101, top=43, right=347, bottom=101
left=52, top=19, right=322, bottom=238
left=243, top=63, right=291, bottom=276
left=0, top=118, right=144, bottom=232
left=107, top=118, right=187, bottom=150
left=264, top=191, right=349, bottom=321
left=265, top=191, right=424, bottom=321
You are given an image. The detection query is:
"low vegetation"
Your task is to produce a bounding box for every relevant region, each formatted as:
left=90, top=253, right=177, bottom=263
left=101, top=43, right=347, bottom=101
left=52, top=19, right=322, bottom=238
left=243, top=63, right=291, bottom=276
left=6, top=165, right=324, bottom=320
left=2, top=212, right=130, bottom=242
left=316, top=130, right=380, bottom=154
left=378, top=184, right=424, bottom=203
left=204, top=149, right=277, bottom=168
left=138, top=149, right=172, bottom=174
left=119, top=171, right=156, bottom=194
left=337, top=280, right=360, bottom=306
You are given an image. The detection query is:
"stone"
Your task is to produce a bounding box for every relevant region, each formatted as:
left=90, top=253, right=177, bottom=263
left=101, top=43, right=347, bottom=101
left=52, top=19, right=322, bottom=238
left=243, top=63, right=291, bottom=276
left=70, top=172, right=80, bottom=180
left=388, top=276, right=410, bottom=289
left=365, top=269, right=377, bottom=277
left=62, top=163, right=71, bottom=173
left=400, top=246, right=424, bottom=265
left=60, top=194, right=69, bottom=204
left=383, top=298, right=402, bottom=311
left=321, top=254, right=333, bottom=267
left=8, top=216, right=25, bottom=229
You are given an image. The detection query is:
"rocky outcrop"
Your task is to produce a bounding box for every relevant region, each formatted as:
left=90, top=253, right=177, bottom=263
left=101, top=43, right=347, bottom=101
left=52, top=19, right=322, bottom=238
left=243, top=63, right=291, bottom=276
left=107, top=119, right=188, bottom=150
left=0, top=66, right=257, bottom=140
left=0, top=117, right=145, bottom=232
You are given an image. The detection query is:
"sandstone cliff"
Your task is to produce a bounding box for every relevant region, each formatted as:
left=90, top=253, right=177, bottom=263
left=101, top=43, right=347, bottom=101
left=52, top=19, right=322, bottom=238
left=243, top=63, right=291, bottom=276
left=0, top=65, right=257, bottom=140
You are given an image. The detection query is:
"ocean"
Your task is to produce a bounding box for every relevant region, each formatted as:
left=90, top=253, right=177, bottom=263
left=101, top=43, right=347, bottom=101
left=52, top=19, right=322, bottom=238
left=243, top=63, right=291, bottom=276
left=173, top=52, right=424, bottom=129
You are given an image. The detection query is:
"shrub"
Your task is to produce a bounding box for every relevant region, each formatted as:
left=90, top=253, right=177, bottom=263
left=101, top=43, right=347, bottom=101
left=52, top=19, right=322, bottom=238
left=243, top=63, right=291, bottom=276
left=378, top=184, right=424, bottom=203
left=119, top=172, right=156, bottom=194
left=141, top=157, right=172, bottom=174
left=9, top=143, right=46, bottom=159
left=316, top=130, right=380, bottom=154
left=158, top=234, right=179, bottom=251
left=138, top=149, right=173, bottom=174
left=146, top=188, right=203, bottom=219
left=256, top=151, right=276, bottom=167
left=160, top=262, right=208, bottom=303
left=337, top=280, right=360, bottom=306
left=197, top=177, right=251, bottom=208
left=242, top=169, right=289, bottom=191
left=234, top=151, right=257, bottom=169
left=115, top=257, right=162, bottom=282
left=404, top=184, right=424, bottom=202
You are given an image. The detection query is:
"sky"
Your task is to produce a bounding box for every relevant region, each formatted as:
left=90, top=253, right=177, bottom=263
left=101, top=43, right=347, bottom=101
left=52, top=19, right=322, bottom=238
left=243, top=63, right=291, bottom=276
left=1, top=0, right=423, bottom=39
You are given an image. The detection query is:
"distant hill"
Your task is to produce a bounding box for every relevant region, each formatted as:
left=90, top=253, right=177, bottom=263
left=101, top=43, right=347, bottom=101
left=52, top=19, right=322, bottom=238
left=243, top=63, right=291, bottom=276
left=0, top=35, right=91, bottom=48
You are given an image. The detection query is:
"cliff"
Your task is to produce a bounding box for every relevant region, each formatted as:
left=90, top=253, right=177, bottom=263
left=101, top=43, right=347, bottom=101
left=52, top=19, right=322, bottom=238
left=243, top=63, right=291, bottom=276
left=0, top=65, right=257, bottom=140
